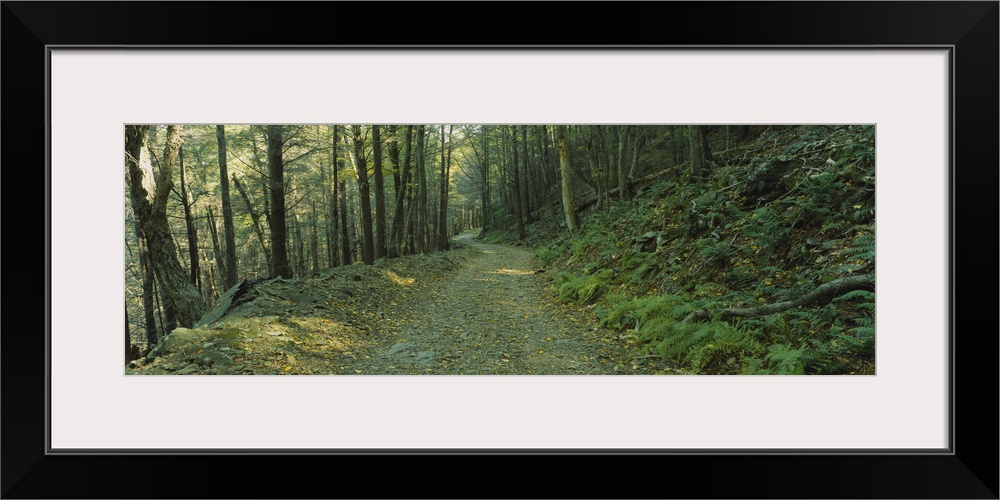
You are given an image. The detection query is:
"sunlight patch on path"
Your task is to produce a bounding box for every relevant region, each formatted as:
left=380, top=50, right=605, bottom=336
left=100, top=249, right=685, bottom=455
left=493, top=268, right=534, bottom=276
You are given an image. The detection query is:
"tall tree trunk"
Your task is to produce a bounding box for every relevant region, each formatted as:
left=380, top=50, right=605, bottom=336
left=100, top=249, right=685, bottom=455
left=535, top=125, right=551, bottom=198
left=699, top=125, right=715, bottom=164
left=585, top=127, right=602, bottom=209
left=206, top=207, right=226, bottom=292
left=509, top=126, right=526, bottom=240
left=688, top=125, right=704, bottom=178
left=388, top=125, right=401, bottom=214
left=520, top=125, right=534, bottom=224
left=372, top=125, right=387, bottom=259
left=351, top=125, right=375, bottom=265
left=668, top=125, right=682, bottom=165
left=132, top=213, right=158, bottom=346
left=332, top=126, right=345, bottom=266
left=232, top=174, right=273, bottom=275
left=292, top=196, right=305, bottom=276
left=267, top=125, right=292, bottom=278
left=416, top=125, right=429, bottom=254
left=318, top=128, right=336, bottom=268
left=437, top=125, right=451, bottom=251
left=617, top=126, right=628, bottom=200
left=216, top=125, right=239, bottom=289
left=628, top=127, right=642, bottom=181
left=310, top=200, right=320, bottom=273
left=339, top=179, right=352, bottom=265
left=125, top=299, right=133, bottom=363
left=126, top=125, right=206, bottom=328
left=390, top=125, right=412, bottom=257
left=480, top=126, right=491, bottom=229
left=178, top=146, right=200, bottom=292
left=557, top=125, right=580, bottom=232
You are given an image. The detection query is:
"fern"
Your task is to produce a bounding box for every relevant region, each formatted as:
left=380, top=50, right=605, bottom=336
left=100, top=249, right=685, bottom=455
left=844, top=233, right=875, bottom=262
left=765, top=344, right=806, bottom=375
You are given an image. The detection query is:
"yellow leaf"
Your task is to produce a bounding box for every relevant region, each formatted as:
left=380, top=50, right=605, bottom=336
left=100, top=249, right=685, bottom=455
left=538, top=350, right=544, bottom=354
left=545, top=337, right=552, bottom=341
left=196, top=349, right=203, bottom=354
left=284, top=366, right=291, bottom=371
left=354, top=370, right=363, bottom=374
left=765, top=281, right=772, bottom=285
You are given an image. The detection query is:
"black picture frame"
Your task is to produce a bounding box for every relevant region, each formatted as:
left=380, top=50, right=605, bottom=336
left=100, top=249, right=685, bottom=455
left=3, top=2, right=996, bottom=498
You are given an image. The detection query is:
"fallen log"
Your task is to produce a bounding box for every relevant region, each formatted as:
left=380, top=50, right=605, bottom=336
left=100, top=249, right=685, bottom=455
left=194, top=277, right=274, bottom=328
left=681, top=273, right=875, bottom=324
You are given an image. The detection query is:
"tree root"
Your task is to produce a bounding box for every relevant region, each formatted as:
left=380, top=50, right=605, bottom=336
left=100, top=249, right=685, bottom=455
left=681, top=273, right=875, bottom=324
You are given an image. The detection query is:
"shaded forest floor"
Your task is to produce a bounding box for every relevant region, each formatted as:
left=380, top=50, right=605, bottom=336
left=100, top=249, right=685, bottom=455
left=130, top=230, right=657, bottom=375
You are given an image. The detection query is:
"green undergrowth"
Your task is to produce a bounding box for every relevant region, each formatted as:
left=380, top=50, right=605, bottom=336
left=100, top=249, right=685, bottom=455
left=526, top=125, right=877, bottom=374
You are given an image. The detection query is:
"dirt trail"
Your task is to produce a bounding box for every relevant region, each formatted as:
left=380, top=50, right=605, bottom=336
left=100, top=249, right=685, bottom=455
left=132, top=231, right=647, bottom=375
left=341, top=232, right=639, bottom=375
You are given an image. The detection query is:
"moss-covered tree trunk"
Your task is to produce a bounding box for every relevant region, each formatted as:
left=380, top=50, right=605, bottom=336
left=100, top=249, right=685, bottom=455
left=126, top=125, right=207, bottom=328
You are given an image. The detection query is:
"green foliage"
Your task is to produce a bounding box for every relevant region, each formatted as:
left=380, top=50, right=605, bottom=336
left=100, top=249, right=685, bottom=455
left=844, top=233, right=875, bottom=263
left=537, top=125, right=877, bottom=375
left=556, top=269, right=614, bottom=305
left=535, top=246, right=561, bottom=267
left=764, top=344, right=807, bottom=375
left=694, top=237, right=733, bottom=265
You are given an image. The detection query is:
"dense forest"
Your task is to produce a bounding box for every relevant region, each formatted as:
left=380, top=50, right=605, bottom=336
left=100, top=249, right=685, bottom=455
left=126, top=124, right=875, bottom=375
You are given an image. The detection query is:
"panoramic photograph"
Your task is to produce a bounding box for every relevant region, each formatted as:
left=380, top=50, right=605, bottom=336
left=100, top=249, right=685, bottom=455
left=125, top=124, right=875, bottom=375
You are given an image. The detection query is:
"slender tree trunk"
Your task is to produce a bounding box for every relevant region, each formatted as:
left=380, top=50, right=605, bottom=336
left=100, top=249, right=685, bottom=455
left=700, top=125, right=715, bottom=164
left=177, top=147, right=200, bottom=293
left=628, top=127, right=642, bottom=181
left=339, top=179, right=352, bottom=265
left=310, top=200, right=320, bottom=273
left=126, top=125, right=206, bottom=328
left=617, top=126, right=628, bottom=200
left=318, top=129, right=335, bottom=268
left=332, top=126, right=345, bottom=266
left=207, top=207, right=227, bottom=292
left=416, top=125, right=429, bottom=254
left=509, top=126, right=526, bottom=240
left=266, top=125, right=292, bottom=278
left=232, top=174, right=273, bottom=275
left=390, top=125, right=412, bottom=257
left=557, top=125, right=580, bottom=232
left=586, top=127, right=602, bottom=209
left=372, top=125, right=387, bottom=259
left=292, top=195, right=305, bottom=276
left=480, top=126, right=491, bottom=229
left=668, top=125, right=682, bottom=165
left=351, top=125, right=375, bottom=264
left=688, top=125, right=704, bottom=178
left=216, top=125, right=239, bottom=289
left=437, top=125, right=451, bottom=251
left=388, top=125, right=401, bottom=213
left=520, top=125, right=534, bottom=223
